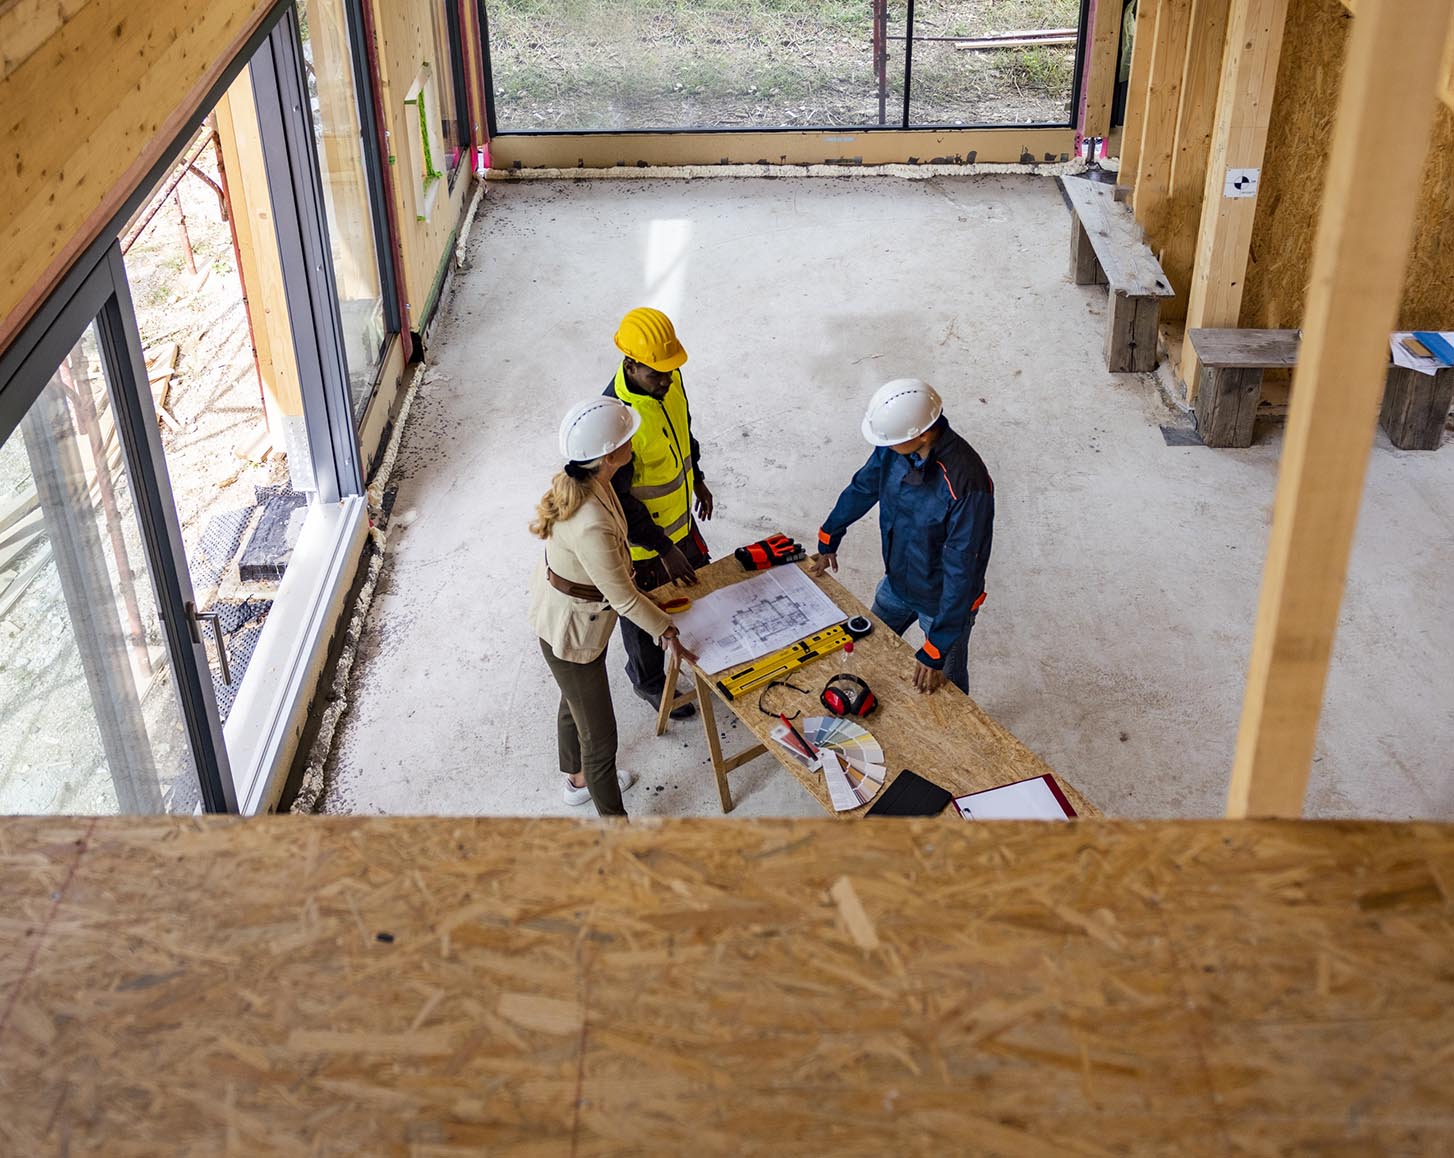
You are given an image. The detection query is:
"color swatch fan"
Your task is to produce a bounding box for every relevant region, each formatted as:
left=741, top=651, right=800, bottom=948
left=820, top=751, right=885, bottom=811
left=801, top=715, right=886, bottom=811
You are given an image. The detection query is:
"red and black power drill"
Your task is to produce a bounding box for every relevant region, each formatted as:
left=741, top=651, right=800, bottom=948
left=734, top=533, right=807, bottom=571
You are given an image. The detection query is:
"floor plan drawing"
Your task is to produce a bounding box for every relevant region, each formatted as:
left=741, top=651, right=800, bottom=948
left=674, top=566, right=846, bottom=674
left=732, top=593, right=813, bottom=646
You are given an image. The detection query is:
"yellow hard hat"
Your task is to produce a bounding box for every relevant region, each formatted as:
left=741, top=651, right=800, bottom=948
left=614, top=307, right=688, bottom=372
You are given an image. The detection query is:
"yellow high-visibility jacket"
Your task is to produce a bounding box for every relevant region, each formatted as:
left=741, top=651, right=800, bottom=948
left=608, top=365, right=696, bottom=562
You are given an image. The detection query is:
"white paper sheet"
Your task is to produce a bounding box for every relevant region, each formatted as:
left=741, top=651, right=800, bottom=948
left=955, top=775, right=1073, bottom=821
left=1391, top=332, right=1454, bottom=377
left=675, top=566, right=846, bottom=674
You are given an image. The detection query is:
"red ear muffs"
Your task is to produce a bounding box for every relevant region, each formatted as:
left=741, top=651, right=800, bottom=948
left=820, top=674, right=877, bottom=718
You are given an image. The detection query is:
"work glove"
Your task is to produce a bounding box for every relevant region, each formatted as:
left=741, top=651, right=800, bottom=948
left=735, top=534, right=806, bottom=572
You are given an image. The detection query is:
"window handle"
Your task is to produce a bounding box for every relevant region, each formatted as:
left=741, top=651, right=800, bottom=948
left=186, top=602, right=232, bottom=686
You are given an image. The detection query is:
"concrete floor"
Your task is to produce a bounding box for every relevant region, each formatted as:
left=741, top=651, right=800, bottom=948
left=321, top=174, right=1454, bottom=821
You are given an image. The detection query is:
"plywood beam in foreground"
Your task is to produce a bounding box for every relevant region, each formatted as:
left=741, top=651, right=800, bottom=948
left=1342, top=0, right=1454, bottom=114
left=1228, top=0, right=1454, bottom=818
left=1179, top=0, right=1290, bottom=399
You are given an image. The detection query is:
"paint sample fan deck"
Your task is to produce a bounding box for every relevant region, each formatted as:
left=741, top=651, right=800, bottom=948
left=820, top=751, right=886, bottom=811
left=802, top=715, right=886, bottom=811
left=799, top=716, right=883, bottom=772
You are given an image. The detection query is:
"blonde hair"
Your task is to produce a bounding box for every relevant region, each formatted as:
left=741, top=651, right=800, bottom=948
left=530, top=460, right=601, bottom=539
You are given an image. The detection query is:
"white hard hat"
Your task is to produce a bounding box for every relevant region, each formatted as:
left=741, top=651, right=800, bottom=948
left=559, top=397, right=641, bottom=461
left=861, top=379, right=943, bottom=446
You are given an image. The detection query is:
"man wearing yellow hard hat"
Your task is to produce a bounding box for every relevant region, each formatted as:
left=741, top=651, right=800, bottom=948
left=604, top=307, right=713, bottom=720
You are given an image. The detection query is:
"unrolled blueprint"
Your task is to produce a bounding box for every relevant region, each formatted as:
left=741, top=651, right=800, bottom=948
left=675, top=566, right=846, bottom=674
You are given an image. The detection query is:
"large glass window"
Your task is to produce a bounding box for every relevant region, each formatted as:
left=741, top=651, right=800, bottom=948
left=2, top=8, right=369, bottom=818
left=908, top=1, right=1082, bottom=126
left=482, top=0, right=1082, bottom=132
left=0, top=324, right=202, bottom=813
left=297, top=0, right=390, bottom=418
left=122, top=90, right=326, bottom=725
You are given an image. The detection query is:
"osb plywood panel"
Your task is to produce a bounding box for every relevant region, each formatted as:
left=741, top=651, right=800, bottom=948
left=0, top=0, right=274, bottom=352
left=1242, top=0, right=1454, bottom=331
left=1406, top=103, right=1454, bottom=329
left=2, top=816, right=1452, bottom=1155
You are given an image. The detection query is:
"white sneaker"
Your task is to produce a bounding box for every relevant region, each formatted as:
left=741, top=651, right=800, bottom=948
left=562, top=769, right=638, bottom=807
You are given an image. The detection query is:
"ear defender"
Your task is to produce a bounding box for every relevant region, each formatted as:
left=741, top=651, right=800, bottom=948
left=820, top=674, right=877, bottom=718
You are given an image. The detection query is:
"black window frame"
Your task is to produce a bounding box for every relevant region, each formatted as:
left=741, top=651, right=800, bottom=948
left=252, top=7, right=367, bottom=502
left=440, top=0, right=473, bottom=188
left=0, top=245, right=239, bottom=815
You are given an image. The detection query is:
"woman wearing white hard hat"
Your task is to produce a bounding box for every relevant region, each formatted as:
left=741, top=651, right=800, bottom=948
left=529, top=397, right=698, bottom=815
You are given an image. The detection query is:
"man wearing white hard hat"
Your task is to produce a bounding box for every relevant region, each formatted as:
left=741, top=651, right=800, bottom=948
left=808, top=380, right=994, bottom=695
left=529, top=397, right=697, bottom=816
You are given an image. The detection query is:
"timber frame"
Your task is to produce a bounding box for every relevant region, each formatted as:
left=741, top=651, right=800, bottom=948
left=1111, top=0, right=1454, bottom=395
left=1108, top=0, right=1454, bottom=816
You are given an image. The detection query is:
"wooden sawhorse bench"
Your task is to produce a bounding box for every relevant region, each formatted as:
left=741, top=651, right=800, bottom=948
left=1190, top=327, right=1453, bottom=450
left=1061, top=176, right=1174, bottom=373
left=653, top=558, right=1097, bottom=818
left=1188, top=328, right=1300, bottom=448
left=1381, top=362, right=1454, bottom=450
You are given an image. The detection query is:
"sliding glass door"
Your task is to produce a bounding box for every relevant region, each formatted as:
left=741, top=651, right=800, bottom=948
left=0, top=252, right=235, bottom=813
left=1, top=5, right=378, bottom=814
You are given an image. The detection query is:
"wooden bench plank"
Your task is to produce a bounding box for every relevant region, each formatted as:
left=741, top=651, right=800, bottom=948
left=1188, top=327, right=1300, bottom=368
left=1060, top=176, right=1174, bottom=298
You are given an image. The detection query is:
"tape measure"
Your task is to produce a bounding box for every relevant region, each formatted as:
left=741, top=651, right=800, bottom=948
left=716, top=624, right=853, bottom=700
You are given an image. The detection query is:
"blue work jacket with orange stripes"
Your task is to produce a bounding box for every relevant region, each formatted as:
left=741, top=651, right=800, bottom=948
left=817, top=417, right=994, bottom=671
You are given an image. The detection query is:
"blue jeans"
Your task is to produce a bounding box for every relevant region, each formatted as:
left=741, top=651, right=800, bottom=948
left=870, top=576, right=974, bottom=693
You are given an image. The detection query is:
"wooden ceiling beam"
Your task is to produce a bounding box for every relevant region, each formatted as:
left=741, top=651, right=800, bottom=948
left=1179, top=0, right=1291, bottom=396
left=1160, top=0, right=1234, bottom=322
left=1082, top=0, right=1128, bottom=141
left=1132, top=0, right=1196, bottom=252
left=1117, top=0, right=1160, bottom=180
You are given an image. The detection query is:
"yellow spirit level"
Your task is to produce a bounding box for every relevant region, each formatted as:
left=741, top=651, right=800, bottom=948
left=715, top=624, right=852, bottom=700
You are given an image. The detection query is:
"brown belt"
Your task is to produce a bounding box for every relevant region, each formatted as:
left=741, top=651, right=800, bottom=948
left=546, top=566, right=604, bottom=603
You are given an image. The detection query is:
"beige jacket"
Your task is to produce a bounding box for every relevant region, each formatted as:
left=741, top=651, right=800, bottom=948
left=529, top=478, right=672, bottom=663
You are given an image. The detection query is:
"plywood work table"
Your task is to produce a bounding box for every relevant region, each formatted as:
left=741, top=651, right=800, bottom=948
left=2, top=815, right=1452, bottom=1155
left=655, top=558, right=1097, bottom=817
